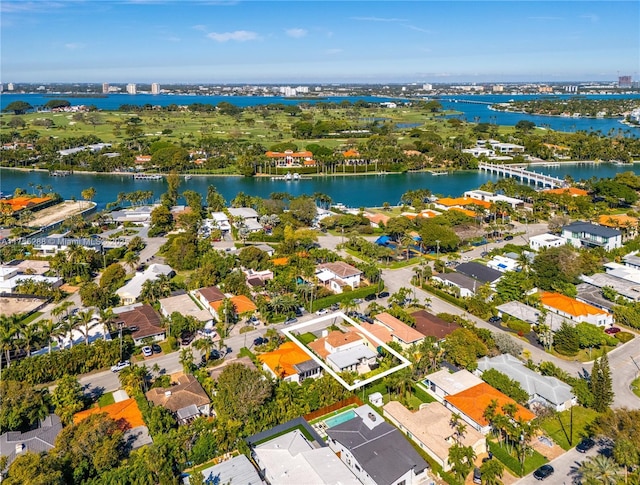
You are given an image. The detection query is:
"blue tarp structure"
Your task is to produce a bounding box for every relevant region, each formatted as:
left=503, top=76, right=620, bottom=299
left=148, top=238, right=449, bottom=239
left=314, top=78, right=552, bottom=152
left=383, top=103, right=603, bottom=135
left=375, top=235, right=391, bottom=246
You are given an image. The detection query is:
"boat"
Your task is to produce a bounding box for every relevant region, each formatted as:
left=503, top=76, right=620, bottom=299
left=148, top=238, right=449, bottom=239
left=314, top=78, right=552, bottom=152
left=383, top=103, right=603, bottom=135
left=292, top=172, right=300, bottom=180
left=50, top=170, right=71, bottom=177
left=133, top=173, right=163, bottom=180
left=428, top=169, right=449, bottom=176
left=185, top=175, right=192, bottom=180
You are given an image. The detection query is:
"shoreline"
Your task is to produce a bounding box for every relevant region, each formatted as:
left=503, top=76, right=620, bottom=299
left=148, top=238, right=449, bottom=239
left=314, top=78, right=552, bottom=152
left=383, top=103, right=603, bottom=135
left=488, top=104, right=635, bottom=122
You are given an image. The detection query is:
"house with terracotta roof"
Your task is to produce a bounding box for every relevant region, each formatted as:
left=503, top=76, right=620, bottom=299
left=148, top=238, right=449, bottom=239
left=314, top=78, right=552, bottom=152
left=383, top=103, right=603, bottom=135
left=259, top=342, right=323, bottom=383
left=316, top=261, right=362, bottom=294
left=210, top=295, right=258, bottom=320
left=444, top=382, right=536, bottom=434
left=373, top=312, right=425, bottom=349
left=423, top=369, right=484, bottom=402
left=543, top=187, right=589, bottom=197
left=73, top=398, right=152, bottom=449
left=383, top=401, right=486, bottom=472
left=1, top=196, right=52, bottom=213
left=145, top=374, right=211, bottom=424
left=364, top=212, right=391, bottom=227
left=411, top=310, right=460, bottom=341
left=598, top=214, right=638, bottom=241
left=342, top=149, right=368, bottom=166
left=265, top=149, right=315, bottom=167
left=540, top=291, right=613, bottom=327
left=114, top=304, right=166, bottom=345
left=434, top=196, right=492, bottom=212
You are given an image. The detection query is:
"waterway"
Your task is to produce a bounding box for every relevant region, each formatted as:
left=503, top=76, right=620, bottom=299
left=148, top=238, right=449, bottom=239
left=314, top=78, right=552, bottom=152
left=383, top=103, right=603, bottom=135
left=2, top=163, right=639, bottom=210
left=2, top=93, right=639, bottom=136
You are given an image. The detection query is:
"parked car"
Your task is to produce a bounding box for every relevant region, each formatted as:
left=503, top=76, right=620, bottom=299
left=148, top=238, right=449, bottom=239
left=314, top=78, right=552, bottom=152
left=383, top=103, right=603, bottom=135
left=364, top=293, right=377, bottom=301
left=576, top=437, right=596, bottom=453
left=180, top=332, right=195, bottom=345
left=111, top=360, right=131, bottom=373
left=295, top=307, right=306, bottom=317
left=352, top=298, right=363, bottom=304
left=316, top=308, right=329, bottom=316
left=330, top=303, right=340, bottom=311
left=533, top=465, right=554, bottom=481
left=141, top=346, right=153, bottom=358
left=504, top=235, right=514, bottom=241
left=253, top=337, right=268, bottom=346
left=377, top=291, right=390, bottom=298
left=151, top=343, right=162, bottom=354
left=473, top=467, right=482, bottom=484
left=604, top=327, right=621, bottom=335
left=284, top=317, right=298, bottom=325
left=488, top=316, right=502, bottom=323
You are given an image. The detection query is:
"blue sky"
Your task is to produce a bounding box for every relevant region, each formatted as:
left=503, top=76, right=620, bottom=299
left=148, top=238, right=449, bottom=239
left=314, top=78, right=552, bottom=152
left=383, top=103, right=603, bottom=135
left=1, top=1, right=638, bottom=83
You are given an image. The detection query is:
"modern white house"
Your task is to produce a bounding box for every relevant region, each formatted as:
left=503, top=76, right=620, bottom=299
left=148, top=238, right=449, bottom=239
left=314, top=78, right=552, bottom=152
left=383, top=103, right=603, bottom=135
left=487, top=255, right=520, bottom=273
left=529, top=233, right=568, bottom=251
left=561, top=221, right=622, bottom=251
left=27, top=233, right=103, bottom=255
left=315, top=261, right=362, bottom=294
left=463, top=189, right=525, bottom=209
left=0, top=266, right=62, bottom=294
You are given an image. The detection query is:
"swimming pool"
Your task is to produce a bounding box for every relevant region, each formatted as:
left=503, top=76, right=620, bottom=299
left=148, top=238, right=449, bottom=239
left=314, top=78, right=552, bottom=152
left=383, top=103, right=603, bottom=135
left=324, top=409, right=357, bottom=428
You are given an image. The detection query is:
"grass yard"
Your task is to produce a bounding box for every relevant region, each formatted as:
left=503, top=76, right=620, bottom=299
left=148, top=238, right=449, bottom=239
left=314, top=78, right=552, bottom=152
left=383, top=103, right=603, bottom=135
left=97, top=392, right=115, bottom=407
left=631, top=377, right=640, bottom=399
left=538, top=406, right=600, bottom=450
left=20, top=312, right=43, bottom=325
left=488, top=440, right=548, bottom=477
left=297, top=332, right=317, bottom=345
left=550, top=345, right=618, bottom=363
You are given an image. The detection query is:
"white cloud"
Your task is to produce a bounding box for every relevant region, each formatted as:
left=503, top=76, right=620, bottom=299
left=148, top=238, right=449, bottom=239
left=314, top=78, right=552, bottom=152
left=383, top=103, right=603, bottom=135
left=1, top=1, right=66, bottom=14
left=65, top=42, right=85, bottom=50
left=351, top=16, right=407, bottom=22
left=406, top=25, right=432, bottom=34
left=206, top=30, right=259, bottom=42
left=285, top=28, right=307, bottom=38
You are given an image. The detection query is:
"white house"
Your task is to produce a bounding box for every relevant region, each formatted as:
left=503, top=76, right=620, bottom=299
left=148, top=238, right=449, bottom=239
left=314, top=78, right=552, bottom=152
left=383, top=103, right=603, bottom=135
left=463, top=189, right=525, bottom=210
left=540, top=291, right=614, bottom=327
left=487, top=255, right=520, bottom=273
left=27, top=233, right=103, bottom=255
left=315, top=261, right=362, bottom=294
left=561, top=221, right=622, bottom=251
left=115, top=263, right=175, bottom=305
left=529, top=233, right=568, bottom=251
left=422, top=369, right=483, bottom=403
left=0, top=266, right=62, bottom=294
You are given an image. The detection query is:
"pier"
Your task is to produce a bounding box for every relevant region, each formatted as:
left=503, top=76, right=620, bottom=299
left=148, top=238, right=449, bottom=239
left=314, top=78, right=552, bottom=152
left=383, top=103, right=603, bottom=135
left=478, top=162, right=567, bottom=188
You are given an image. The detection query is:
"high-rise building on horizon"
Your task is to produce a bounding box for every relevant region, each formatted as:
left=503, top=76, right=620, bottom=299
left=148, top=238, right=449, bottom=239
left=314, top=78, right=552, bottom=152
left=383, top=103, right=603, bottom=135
left=102, top=82, right=109, bottom=94
left=618, top=75, right=632, bottom=88
left=151, top=83, right=160, bottom=94
left=7, top=83, right=14, bottom=91
left=126, top=83, right=137, bottom=95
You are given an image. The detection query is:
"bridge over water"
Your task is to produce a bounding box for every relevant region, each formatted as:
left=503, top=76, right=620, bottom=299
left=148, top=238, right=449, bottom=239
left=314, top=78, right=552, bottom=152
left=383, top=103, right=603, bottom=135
left=478, top=162, right=568, bottom=188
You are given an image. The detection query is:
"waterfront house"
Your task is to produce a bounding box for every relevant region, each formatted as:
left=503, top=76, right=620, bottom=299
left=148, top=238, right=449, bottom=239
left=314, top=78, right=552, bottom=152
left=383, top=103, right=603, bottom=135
left=259, top=342, right=322, bottom=383
left=326, top=404, right=430, bottom=485
left=444, top=382, right=536, bottom=434
left=252, top=429, right=359, bottom=485
left=561, top=221, right=622, bottom=250
left=107, top=205, right=157, bottom=224
left=145, top=374, right=211, bottom=424
left=543, top=187, right=589, bottom=197
left=265, top=149, right=316, bottom=167
left=383, top=401, right=486, bottom=472
left=315, top=261, right=362, bottom=294
left=115, top=263, right=175, bottom=306
left=0, top=415, right=62, bottom=471
left=540, top=291, right=614, bottom=327
left=476, top=355, right=576, bottom=412
left=463, top=189, right=524, bottom=209
left=27, top=233, right=103, bottom=255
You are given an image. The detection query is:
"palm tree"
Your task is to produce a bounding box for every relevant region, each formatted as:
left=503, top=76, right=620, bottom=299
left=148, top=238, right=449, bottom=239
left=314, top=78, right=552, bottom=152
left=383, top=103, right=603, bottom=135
left=578, top=455, right=623, bottom=485
left=76, top=309, right=97, bottom=345
left=340, top=299, right=357, bottom=315
left=193, top=337, right=214, bottom=363
left=38, top=318, right=62, bottom=354
left=119, top=364, right=151, bottom=395
left=123, top=251, right=139, bottom=273
left=179, top=348, right=195, bottom=373
left=18, top=323, right=40, bottom=357
left=0, top=315, right=19, bottom=369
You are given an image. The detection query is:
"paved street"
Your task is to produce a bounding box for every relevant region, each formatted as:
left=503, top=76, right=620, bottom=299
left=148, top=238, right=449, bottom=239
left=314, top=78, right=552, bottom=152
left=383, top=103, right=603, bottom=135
left=515, top=444, right=601, bottom=485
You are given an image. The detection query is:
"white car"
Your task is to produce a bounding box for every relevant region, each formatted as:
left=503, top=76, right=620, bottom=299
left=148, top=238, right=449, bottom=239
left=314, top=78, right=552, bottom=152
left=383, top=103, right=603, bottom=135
left=316, top=308, right=329, bottom=316
left=110, top=360, right=131, bottom=372
left=141, top=346, right=153, bottom=358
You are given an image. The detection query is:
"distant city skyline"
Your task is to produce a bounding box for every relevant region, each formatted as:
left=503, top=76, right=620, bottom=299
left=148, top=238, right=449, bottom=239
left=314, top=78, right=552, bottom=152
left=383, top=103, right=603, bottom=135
left=1, top=1, right=638, bottom=84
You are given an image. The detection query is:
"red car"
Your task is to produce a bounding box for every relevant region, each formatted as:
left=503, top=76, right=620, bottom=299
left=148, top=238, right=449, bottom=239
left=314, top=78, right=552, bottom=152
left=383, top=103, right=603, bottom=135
left=604, top=327, right=621, bottom=335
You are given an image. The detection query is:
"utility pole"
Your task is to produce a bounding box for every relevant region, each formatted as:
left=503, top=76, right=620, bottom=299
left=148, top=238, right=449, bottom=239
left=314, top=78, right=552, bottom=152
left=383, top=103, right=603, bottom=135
left=435, top=239, right=440, bottom=262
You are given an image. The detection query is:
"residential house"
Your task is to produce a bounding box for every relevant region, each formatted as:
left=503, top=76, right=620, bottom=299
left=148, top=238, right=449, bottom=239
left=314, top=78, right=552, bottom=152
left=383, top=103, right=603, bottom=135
left=265, top=149, right=316, bottom=167
left=597, top=214, right=638, bottom=241
left=73, top=398, right=152, bottom=449
left=487, top=255, right=520, bottom=273
left=496, top=301, right=573, bottom=332
left=0, top=265, right=62, bottom=294
left=203, top=212, right=232, bottom=234
left=529, top=233, right=567, bottom=252
left=476, top=355, right=576, bottom=412
left=228, top=207, right=263, bottom=233
left=622, top=251, right=640, bottom=270
left=431, top=272, right=479, bottom=297
left=0, top=415, right=63, bottom=470
left=383, top=401, right=486, bottom=472
left=116, top=263, right=175, bottom=305
left=543, top=187, right=589, bottom=197
left=540, top=291, right=614, bottom=327
left=444, top=383, right=536, bottom=434
left=434, top=196, right=492, bottom=214
left=210, top=295, right=257, bottom=320
left=411, top=310, right=460, bottom=341
left=561, top=221, right=622, bottom=251
left=192, top=285, right=225, bottom=312
left=486, top=139, right=525, bottom=154
left=455, top=262, right=503, bottom=286
left=326, top=404, right=430, bottom=485
left=343, top=149, right=368, bottom=166
left=422, top=369, right=483, bottom=403
left=463, top=189, right=524, bottom=209
left=159, top=293, right=212, bottom=323
left=113, top=304, right=166, bottom=345
left=373, top=312, right=425, bottom=349
left=259, top=342, right=323, bottom=383
left=580, top=271, right=640, bottom=304
left=27, top=233, right=103, bottom=255
left=309, top=330, right=378, bottom=374
left=183, top=454, right=263, bottom=485
left=243, top=268, right=274, bottom=290
left=316, top=261, right=363, bottom=294
left=253, top=244, right=276, bottom=256
left=252, top=429, right=359, bottom=485
left=107, top=205, right=156, bottom=224
left=146, top=374, right=211, bottom=424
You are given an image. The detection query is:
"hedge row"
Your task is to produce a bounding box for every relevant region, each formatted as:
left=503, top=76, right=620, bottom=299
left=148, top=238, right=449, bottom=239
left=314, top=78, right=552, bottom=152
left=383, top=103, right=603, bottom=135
left=421, top=284, right=467, bottom=309
left=311, top=285, right=378, bottom=312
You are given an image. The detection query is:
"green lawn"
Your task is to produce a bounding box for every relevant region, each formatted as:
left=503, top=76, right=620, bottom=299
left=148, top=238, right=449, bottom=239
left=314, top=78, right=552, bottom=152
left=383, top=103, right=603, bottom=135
left=631, top=377, right=640, bottom=399
left=20, top=312, right=43, bottom=325
left=298, top=332, right=317, bottom=345
left=488, top=440, right=548, bottom=477
left=97, top=392, right=115, bottom=407
left=538, top=406, right=600, bottom=450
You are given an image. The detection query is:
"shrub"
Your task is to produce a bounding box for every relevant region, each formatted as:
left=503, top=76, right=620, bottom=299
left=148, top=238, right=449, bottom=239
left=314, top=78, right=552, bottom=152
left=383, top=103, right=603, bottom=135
left=615, top=331, right=634, bottom=344
left=505, top=318, right=531, bottom=334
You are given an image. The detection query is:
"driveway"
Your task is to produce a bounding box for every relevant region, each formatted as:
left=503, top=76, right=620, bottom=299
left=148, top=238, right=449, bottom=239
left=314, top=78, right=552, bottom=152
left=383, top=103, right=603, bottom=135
left=514, top=443, right=601, bottom=485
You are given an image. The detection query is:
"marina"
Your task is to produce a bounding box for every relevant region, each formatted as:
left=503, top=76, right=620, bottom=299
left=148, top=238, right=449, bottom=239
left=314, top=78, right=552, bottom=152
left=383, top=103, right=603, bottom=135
left=133, top=173, right=163, bottom=180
